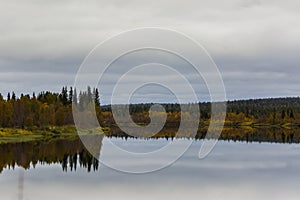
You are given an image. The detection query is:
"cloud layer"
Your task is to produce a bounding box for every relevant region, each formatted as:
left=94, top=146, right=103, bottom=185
left=0, top=0, right=299, bottom=103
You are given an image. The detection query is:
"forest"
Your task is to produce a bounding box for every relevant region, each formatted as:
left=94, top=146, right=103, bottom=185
left=0, top=86, right=100, bottom=129
left=101, top=98, right=300, bottom=128
left=0, top=86, right=300, bottom=138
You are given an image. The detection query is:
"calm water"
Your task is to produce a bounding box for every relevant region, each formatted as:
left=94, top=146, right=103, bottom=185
left=1, top=137, right=300, bottom=200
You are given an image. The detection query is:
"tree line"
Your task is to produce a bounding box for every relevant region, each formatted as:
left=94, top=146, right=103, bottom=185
left=0, top=86, right=299, bottom=130
left=0, top=86, right=100, bottom=128
left=101, top=97, right=300, bottom=126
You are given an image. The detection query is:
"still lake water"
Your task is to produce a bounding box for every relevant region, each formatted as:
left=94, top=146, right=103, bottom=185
left=1, top=137, right=300, bottom=200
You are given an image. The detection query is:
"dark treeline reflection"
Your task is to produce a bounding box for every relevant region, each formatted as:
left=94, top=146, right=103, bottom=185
left=106, top=126, right=300, bottom=144
left=216, top=127, right=300, bottom=144
left=1, top=127, right=300, bottom=174
left=0, top=135, right=103, bottom=173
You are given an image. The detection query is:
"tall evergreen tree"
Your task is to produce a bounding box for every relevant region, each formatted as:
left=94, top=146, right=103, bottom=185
left=94, top=88, right=100, bottom=106
left=60, top=86, right=68, bottom=105
left=7, top=92, right=10, bottom=101
left=68, top=87, right=73, bottom=104
left=11, top=92, right=16, bottom=101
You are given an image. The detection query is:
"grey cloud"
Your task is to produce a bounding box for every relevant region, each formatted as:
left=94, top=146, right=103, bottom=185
left=0, top=0, right=299, bottom=102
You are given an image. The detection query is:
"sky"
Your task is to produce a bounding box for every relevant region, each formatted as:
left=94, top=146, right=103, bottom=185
left=0, top=0, right=300, bottom=104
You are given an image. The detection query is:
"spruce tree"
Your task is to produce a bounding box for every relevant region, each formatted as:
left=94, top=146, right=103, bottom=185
left=94, top=88, right=100, bottom=106
left=7, top=92, right=10, bottom=101
left=11, top=92, right=16, bottom=101
left=68, top=87, right=73, bottom=104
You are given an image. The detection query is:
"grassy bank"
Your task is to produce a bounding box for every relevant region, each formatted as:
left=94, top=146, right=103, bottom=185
left=0, top=126, right=78, bottom=143
left=1, top=122, right=300, bottom=144
left=0, top=126, right=110, bottom=144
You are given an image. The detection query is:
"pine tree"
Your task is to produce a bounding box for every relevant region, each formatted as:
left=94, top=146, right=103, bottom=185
left=68, top=87, right=73, bottom=104
left=60, top=86, right=68, bottom=105
left=12, top=92, right=16, bottom=101
left=7, top=92, right=10, bottom=101
left=94, top=88, right=100, bottom=106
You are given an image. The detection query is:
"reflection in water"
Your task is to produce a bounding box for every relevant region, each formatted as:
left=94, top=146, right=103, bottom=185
left=211, top=127, right=300, bottom=143
left=2, top=138, right=300, bottom=200
left=107, top=126, right=300, bottom=144
left=0, top=135, right=103, bottom=173
left=1, top=127, right=300, bottom=174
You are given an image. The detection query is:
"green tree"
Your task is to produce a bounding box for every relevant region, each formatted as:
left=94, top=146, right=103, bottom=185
left=68, top=87, right=73, bottom=104
left=94, top=88, right=100, bottom=107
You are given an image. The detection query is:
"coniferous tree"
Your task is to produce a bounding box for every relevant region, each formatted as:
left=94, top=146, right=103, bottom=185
left=11, top=92, right=16, bottom=101
left=60, top=86, right=68, bottom=105
left=7, top=93, right=10, bottom=101
left=94, top=88, right=100, bottom=107
left=68, top=87, right=73, bottom=104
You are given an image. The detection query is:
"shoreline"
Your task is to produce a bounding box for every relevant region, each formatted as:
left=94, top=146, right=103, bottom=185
left=1, top=124, right=300, bottom=144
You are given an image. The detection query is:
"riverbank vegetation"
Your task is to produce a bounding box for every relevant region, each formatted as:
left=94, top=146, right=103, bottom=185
left=101, top=98, right=300, bottom=128
left=0, top=87, right=300, bottom=141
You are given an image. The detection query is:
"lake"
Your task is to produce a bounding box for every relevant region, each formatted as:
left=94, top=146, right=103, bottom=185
left=1, top=136, right=300, bottom=200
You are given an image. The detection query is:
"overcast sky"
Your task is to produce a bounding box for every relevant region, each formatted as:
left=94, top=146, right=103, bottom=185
left=0, top=0, right=299, bottom=104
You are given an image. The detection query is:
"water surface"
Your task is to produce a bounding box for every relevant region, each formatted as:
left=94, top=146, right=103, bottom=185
left=1, top=137, right=300, bottom=200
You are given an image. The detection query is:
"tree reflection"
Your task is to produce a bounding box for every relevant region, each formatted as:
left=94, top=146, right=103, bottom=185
left=106, top=126, right=300, bottom=144
left=0, top=135, right=103, bottom=173
left=2, top=127, right=300, bottom=174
